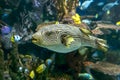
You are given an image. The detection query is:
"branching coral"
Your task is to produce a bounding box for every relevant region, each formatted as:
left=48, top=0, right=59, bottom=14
left=92, top=23, right=120, bottom=35
left=49, top=73, right=72, bottom=80
left=106, top=50, right=120, bottom=64
left=66, top=52, right=83, bottom=73
left=4, top=0, right=21, bottom=8
left=83, top=61, right=120, bottom=76
left=55, top=0, right=78, bottom=21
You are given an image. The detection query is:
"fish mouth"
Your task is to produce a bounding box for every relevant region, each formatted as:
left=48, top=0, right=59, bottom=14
left=32, top=37, right=38, bottom=43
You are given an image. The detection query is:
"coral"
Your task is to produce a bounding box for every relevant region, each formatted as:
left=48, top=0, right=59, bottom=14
left=106, top=50, right=120, bottom=64
left=3, top=0, right=21, bottom=8
left=8, top=43, right=21, bottom=79
left=1, top=26, right=11, bottom=35
left=83, top=61, right=120, bottom=76
left=48, top=73, right=72, bottom=80
left=72, top=13, right=81, bottom=24
left=66, top=52, right=84, bottom=73
left=92, top=23, right=120, bottom=35
left=0, top=42, right=4, bottom=80
left=55, top=0, right=78, bottom=21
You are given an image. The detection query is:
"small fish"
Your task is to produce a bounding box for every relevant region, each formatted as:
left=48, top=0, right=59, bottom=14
left=102, top=0, right=119, bottom=12
left=91, top=51, right=104, bottom=60
left=55, top=21, right=59, bottom=24
left=46, top=53, right=55, bottom=66
left=78, top=73, right=94, bottom=80
left=29, top=70, right=35, bottom=79
left=97, top=2, right=105, bottom=6
left=46, top=59, right=52, bottom=66
left=18, top=67, right=23, bottom=72
left=80, top=0, right=94, bottom=10
left=14, top=35, right=22, bottom=41
left=116, top=21, right=120, bottom=26
left=92, top=51, right=99, bottom=60
left=78, top=0, right=81, bottom=6
left=2, top=9, right=12, bottom=19
left=82, top=19, right=92, bottom=25
left=24, top=55, right=32, bottom=59
left=10, top=34, right=22, bottom=42
left=2, top=13, right=9, bottom=18
left=106, top=10, right=110, bottom=15
left=32, top=24, right=108, bottom=53
left=36, top=64, right=46, bottom=73
left=95, top=13, right=99, bottom=19
left=24, top=68, right=29, bottom=74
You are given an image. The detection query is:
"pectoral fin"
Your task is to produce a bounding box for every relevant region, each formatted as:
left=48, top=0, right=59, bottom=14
left=61, top=35, right=75, bottom=48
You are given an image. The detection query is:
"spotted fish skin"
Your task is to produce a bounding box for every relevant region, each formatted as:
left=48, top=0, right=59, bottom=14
left=32, top=24, right=107, bottom=53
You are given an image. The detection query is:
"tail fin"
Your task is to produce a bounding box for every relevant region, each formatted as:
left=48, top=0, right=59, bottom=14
left=114, top=0, right=119, bottom=5
left=96, top=38, right=108, bottom=52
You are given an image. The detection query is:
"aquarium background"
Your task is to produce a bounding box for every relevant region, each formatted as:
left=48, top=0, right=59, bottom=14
left=0, top=0, right=120, bottom=80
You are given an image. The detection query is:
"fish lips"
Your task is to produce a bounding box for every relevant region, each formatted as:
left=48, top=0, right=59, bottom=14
left=32, top=37, right=38, bottom=43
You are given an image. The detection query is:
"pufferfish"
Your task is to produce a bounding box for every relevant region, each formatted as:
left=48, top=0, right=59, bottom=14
left=32, top=24, right=108, bottom=53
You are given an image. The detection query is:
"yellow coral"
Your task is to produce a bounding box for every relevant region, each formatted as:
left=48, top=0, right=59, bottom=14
left=29, top=70, right=35, bottom=79
left=36, top=64, right=46, bottom=73
left=72, top=13, right=81, bottom=24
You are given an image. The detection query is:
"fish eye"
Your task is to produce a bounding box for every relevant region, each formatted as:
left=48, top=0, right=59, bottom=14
left=45, top=31, right=55, bottom=36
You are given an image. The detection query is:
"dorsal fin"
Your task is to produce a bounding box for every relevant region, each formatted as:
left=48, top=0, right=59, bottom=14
left=79, top=28, right=92, bottom=36
left=36, top=21, right=59, bottom=31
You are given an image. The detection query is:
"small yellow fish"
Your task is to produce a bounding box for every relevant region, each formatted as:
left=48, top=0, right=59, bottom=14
left=72, top=13, right=81, bottom=24
left=36, top=64, right=46, bottom=73
left=55, top=21, right=59, bottom=24
left=24, top=55, right=32, bottom=59
left=19, top=54, right=24, bottom=58
left=116, top=21, right=120, bottom=26
left=29, top=70, right=35, bottom=79
left=10, top=35, right=15, bottom=43
left=10, top=34, right=22, bottom=42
